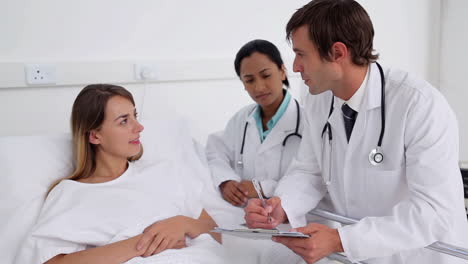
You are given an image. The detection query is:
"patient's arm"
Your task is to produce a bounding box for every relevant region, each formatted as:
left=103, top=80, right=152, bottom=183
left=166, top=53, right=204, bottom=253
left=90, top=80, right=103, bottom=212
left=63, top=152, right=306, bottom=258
left=45, top=234, right=148, bottom=264
left=137, top=209, right=220, bottom=257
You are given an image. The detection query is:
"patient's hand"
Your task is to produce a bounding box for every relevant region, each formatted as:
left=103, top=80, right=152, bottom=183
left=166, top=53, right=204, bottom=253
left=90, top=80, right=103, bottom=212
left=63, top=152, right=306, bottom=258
left=219, top=180, right=248, bottom=206
left=136, top=216, right=189, bottom=257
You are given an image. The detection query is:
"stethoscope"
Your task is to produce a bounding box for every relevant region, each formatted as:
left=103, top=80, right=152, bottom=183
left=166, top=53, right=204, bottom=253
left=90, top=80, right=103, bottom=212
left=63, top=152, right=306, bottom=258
left=321, top=62, right=386, bottom=184
left=236, top=99, right=302, bottom=168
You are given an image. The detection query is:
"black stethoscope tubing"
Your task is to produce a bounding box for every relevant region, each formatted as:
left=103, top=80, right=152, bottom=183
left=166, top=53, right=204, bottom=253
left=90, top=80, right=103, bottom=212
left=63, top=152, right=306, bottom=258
left=240, top=99, right=302, bottom=156
left=377, top=62, right=386, bottom=147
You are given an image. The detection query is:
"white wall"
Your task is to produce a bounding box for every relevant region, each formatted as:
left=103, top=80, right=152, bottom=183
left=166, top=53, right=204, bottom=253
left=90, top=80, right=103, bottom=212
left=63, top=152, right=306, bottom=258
left=362, top=0, right=441, bottom=85
left=0, top=0, right=310, bottom=143
left=0, top=0, right=442, bottom=147
left=0, top=0, right=304, bottom=61
left=439, top=0, right=468, bottom=164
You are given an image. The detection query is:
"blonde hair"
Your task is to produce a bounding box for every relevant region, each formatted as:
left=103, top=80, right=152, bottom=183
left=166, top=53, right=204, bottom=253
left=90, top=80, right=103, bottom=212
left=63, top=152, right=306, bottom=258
left=48, top=84, right=143, bottom=194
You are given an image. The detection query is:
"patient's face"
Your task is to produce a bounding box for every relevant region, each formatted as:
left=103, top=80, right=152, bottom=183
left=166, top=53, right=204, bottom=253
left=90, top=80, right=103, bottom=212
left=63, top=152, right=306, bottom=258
left=93, top=95, right=144, bottom=160
left=240, top=52, right=286, bottom=110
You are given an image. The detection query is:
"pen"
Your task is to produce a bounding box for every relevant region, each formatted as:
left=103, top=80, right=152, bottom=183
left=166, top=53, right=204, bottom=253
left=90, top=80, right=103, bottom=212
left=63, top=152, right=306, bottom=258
left=251, top=179, right=272, bottom=223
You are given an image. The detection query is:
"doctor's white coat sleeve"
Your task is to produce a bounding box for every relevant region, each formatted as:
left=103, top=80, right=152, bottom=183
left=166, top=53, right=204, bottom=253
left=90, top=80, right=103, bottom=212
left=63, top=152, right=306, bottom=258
left=274, top=111, right=327, bottom=228
left=206, top=116, right=242, bottom=189
left=338, top=85, right=467, bottom=262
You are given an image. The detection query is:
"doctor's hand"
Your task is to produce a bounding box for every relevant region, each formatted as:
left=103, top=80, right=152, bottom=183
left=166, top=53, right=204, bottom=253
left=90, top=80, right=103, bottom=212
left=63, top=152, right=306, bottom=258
left=136, top=216, right=188, bottom=257
left=244, top=196, right=286, bottom=229
left=239, top=180, right=259, bottom=199
left=219, top=180, right=248, bottom=206
left=272, top=223, right=344, bottom=264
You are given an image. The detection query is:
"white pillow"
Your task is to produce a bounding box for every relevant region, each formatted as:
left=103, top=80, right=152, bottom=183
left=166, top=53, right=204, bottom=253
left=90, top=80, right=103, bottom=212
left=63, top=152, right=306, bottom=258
left=0, top=134, right=73, bottom=264
left=139, top=117, right=193, bottom=163
left=0, top=118, right=193, bottom=263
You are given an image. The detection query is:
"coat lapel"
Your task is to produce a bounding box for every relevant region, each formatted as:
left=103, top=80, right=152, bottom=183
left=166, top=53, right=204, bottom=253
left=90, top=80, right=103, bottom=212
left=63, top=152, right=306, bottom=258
left=257, top=99, right=298, bottom=155
left=245, top=110, right=261, bottom=147
left=346, top=63, right=382, bottom=160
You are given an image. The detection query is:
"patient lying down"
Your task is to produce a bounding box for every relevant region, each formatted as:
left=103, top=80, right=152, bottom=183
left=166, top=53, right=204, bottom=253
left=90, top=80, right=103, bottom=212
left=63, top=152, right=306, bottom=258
left=15, top=84, right=224, bottom=264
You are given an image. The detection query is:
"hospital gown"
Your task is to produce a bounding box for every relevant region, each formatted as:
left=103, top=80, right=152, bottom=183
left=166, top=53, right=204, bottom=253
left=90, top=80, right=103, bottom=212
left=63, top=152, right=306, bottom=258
left=15, top=160, right=225, bottom=264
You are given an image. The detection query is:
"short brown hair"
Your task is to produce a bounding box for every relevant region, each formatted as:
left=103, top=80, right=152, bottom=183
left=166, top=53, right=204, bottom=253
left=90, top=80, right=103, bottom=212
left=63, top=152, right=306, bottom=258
left=286, top=0, right=379, bottom=66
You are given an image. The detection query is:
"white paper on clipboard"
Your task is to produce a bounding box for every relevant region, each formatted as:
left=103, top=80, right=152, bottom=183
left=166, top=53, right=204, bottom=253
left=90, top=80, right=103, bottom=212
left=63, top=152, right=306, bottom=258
left=212, top=227, right=310, bottom=240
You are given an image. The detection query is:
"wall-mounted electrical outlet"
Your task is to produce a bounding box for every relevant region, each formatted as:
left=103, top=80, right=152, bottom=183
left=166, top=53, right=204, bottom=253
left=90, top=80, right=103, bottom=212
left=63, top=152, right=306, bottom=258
left=134, top=63, right=158, bottom=80
left=25, top=64, right=57, bottom=85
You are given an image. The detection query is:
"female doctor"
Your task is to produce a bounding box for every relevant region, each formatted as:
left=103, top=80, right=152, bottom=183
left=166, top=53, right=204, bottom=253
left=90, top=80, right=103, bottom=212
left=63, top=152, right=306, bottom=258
left=206, top=39, right=304, bottom=207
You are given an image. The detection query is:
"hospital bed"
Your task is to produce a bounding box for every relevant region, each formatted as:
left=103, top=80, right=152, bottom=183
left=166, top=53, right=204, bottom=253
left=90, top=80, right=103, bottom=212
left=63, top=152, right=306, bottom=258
left=0, top=118, right=196, bottom=263
left=0, top=118, right=304, bottom=264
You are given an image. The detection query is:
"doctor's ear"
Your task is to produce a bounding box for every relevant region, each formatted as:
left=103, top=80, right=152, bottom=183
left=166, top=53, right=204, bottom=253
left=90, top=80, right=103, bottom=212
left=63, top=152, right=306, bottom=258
left=329, top=42, right=348, bottom=62
left=280, top=64, right=287, bottom=81
left=88, top=130, right=101, bottom=145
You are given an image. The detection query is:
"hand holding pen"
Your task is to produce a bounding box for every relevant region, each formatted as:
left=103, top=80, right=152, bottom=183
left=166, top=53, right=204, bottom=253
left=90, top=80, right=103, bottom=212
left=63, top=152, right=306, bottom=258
left=244, top=193, right=287, bottom=229
left=245, top=179, right=287, bottom=229
left=251, top=179, right=271, bottom=222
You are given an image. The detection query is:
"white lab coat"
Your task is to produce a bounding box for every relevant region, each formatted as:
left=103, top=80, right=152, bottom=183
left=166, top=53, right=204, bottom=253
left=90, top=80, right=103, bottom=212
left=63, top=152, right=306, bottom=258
left=206, top=97, right=337, bottom=264
left=275, top=63, right=468, bottom=264
left=206, top=97, right=303, bottom=197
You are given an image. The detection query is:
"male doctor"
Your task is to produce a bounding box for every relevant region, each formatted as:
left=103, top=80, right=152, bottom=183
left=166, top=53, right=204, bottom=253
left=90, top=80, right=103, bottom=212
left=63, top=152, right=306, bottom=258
left=244, top=0, right=468, bottom=263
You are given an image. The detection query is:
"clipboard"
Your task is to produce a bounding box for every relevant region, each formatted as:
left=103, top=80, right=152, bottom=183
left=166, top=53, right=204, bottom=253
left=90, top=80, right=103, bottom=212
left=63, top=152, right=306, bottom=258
left=212, top=227, right=310, bottom=240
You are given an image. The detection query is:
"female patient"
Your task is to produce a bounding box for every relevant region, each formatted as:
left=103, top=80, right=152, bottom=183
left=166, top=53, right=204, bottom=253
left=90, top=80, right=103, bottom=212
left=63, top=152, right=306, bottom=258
left=16, top=84, right=223, bottom=264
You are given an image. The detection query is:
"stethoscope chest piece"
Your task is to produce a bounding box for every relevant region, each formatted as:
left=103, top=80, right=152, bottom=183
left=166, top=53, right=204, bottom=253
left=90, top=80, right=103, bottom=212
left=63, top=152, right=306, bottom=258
left=368, top=146, right=384, bottom=166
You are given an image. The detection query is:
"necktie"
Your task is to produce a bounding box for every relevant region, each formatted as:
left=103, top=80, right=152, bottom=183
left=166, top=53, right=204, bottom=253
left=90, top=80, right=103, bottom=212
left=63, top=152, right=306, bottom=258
left=342, top=103, right=357, bottom=142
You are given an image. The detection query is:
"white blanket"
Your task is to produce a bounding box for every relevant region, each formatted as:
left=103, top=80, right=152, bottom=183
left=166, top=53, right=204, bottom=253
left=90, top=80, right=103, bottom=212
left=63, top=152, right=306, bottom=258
left=124, top=234, right=224, bottom=264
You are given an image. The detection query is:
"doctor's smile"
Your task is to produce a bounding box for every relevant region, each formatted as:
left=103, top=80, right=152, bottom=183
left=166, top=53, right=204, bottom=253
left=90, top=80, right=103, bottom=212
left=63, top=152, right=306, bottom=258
left=129, top=138, right=140, bottom=145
